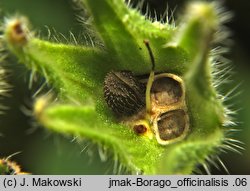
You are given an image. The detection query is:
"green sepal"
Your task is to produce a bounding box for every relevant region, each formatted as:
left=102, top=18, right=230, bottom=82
left=37, top=103, right=165, bottom=174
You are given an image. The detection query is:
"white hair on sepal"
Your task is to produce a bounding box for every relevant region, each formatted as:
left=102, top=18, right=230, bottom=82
left=131, top=0, right=176, bottom=27
left=71, top=0, right=103, bottom=48
left=202, top=162, right=212, bottom=175
left=161, top=4, right=176, bottom=27
left=0, top=35, right=10, bottom=116
left=19, top=84, right=56, bottom=135
left=207, top=155, right=229, bottom=174
left=186, top=1, right=243, bottom=174
left=220, top=128, right=245, bottom=156
left=41, top=7, right=101, bottom=48
left=134, top=0, right=146, bottom=13
left=194, top=153, right=230, bottom=175
left=210, top=7, right=234, bottom=123
left=4, top=151, right=22, bottom=161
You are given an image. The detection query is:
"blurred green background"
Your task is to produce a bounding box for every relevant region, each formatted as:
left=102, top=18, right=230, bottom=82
left=0, top=0, right=249, bottom=174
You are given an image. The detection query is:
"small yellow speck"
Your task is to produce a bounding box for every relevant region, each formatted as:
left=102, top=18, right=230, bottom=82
left=34, top=96, right=51, bottom=119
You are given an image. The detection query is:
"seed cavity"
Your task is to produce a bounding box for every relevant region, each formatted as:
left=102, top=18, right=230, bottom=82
left=157, top=109, right=187, bottom=141
left=151, top=76, right=183, bottom=106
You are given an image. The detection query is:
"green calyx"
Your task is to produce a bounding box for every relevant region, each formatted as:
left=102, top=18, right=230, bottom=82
left=2, top=0, right=234, bottom=174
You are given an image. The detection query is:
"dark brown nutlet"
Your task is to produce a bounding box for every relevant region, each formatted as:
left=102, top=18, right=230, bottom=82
left=103, top=71, right=145, bottom=117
